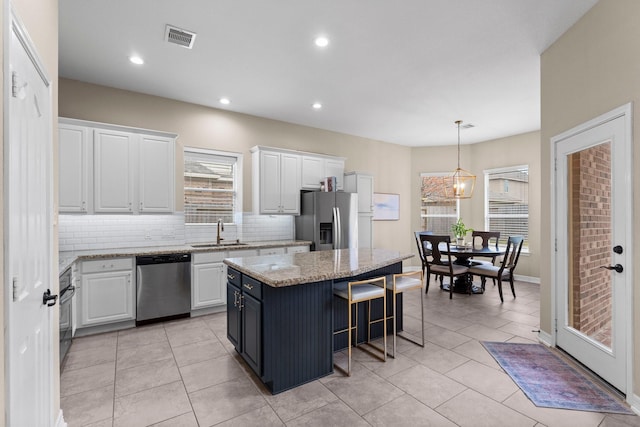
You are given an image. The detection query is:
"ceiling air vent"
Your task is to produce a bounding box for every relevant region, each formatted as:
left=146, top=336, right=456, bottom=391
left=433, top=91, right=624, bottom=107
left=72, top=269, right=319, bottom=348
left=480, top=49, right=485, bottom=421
left=165, top=25, right=196, bottom=49
left=461, top=123, right=475, bottom=129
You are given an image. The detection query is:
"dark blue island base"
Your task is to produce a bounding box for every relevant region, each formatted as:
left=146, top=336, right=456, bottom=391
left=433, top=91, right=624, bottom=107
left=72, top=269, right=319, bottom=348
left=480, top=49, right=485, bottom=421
left=227, top=262, right=403, bottom=394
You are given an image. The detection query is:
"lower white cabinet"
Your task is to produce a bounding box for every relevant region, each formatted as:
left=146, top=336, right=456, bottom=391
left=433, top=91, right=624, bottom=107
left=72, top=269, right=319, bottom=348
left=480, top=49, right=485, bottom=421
left=192, top=251, right=227, bottom=310
left=358, top=214, right=373, bottom=249
left=287, top=245, right=310, bottom=254
left=258, top=247, right=286, bottom=256
left=79, top=258, right=134, bottom=327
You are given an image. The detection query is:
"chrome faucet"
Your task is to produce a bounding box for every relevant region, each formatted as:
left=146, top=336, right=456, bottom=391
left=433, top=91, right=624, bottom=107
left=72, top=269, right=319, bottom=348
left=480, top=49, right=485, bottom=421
left=216, top=218, right=224, bottom=244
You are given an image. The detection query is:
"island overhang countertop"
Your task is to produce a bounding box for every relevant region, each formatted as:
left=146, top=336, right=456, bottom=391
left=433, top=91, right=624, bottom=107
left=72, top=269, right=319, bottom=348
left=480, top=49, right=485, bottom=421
left=223, top=248, right=413, bottom=287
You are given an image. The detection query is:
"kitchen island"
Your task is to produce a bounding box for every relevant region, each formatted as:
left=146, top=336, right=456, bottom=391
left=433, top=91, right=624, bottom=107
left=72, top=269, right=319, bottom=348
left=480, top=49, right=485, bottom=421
left=223, top=248, right=413, bottom=394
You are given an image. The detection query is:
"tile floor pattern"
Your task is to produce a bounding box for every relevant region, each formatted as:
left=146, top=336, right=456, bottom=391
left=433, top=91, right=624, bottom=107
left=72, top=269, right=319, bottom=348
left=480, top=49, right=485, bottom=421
left=61, top=280, right=640, bottom=427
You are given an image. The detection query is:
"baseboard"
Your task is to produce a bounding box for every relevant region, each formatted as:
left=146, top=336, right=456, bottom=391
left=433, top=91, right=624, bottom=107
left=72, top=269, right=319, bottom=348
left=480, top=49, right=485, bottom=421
left=628, top=393, right=640, bottom=415
left=537, top=330, right=553, bottom=347
left=191, top=305, right=226, bottom=317
left=514, top=274, right=540, bottom=284
left=55, top=409, right=68, bottom=427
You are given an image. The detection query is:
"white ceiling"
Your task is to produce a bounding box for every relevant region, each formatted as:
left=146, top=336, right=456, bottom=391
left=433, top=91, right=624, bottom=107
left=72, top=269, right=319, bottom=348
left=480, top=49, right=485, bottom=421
left=58, top=0, right=598, bottom=147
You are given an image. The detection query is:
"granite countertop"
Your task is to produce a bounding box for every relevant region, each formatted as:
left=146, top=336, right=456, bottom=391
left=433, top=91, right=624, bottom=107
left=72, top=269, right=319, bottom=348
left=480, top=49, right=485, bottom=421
left=223, top=248, right=413, bottom=287
left=58, top=240, right=312, bottom=274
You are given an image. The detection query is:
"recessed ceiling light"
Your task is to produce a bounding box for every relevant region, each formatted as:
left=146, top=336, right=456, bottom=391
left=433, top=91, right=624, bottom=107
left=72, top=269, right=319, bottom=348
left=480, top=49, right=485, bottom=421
left=219, top=97, right=231, bottom=105
left=129, top=56, right=144, bottom=65
left=314, top=36, right=329, bottom=48
left=312, top=102, right=322, bottom=110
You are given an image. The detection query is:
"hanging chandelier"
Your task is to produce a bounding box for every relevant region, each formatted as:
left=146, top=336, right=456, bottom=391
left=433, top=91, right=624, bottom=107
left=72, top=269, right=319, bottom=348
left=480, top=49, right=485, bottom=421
left=444, top=120, right=475, bottom=199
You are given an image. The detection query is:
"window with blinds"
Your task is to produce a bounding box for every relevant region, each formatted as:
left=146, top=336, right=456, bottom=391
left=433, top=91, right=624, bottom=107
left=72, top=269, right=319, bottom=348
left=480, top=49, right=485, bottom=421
left=484, top=165, right=529, bottom=248
left=420, top=173, right=459, bottom=235
left=184, top=149, right=239, bottom=224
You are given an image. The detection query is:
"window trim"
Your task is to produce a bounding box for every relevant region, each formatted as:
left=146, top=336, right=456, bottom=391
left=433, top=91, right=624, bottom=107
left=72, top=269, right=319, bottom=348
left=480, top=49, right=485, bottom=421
left=483, top=164, right=529, bottom=252
left=183, top=147, right=243, bottom=225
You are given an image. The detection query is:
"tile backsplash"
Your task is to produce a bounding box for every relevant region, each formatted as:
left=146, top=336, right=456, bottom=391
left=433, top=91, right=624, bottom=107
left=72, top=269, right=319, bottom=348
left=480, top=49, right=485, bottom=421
left=58, top=212, right=295, bottom=252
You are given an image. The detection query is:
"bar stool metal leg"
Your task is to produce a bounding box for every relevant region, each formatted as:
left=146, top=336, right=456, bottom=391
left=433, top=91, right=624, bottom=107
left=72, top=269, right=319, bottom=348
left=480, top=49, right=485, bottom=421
left=333, top=276, right=387, bottom=376
left=388, top=271, right=424, bottom=358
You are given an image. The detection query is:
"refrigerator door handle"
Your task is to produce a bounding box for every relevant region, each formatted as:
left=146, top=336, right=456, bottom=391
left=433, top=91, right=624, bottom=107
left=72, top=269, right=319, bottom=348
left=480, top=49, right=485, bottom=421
left=336, top=207, right=342, bottom=249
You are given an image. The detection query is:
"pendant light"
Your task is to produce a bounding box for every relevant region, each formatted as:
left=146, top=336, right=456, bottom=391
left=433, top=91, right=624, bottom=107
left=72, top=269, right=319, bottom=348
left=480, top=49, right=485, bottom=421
left=444, top=120, right=475, bottom=199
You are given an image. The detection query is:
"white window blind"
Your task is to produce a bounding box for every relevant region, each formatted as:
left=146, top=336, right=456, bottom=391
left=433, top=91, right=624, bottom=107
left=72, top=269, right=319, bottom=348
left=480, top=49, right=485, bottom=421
left=420, top=173, right=459, bottom=236
left=484, top=165, right=529, bottom=248
left=184, top=149, right=239, bottom=224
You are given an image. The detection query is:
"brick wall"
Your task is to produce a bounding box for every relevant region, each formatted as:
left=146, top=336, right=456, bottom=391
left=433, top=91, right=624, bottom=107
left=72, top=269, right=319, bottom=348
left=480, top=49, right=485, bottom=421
left=569, top=142, right=612, bottom=346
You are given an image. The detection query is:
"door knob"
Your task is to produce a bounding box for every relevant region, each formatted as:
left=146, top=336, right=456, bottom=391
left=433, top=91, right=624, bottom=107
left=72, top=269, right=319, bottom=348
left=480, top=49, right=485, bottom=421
left=42, top=289, right=58, bottom=307
left=600, top=264, right=623, bottom=273
left=613, top=245, right=623, bottom=254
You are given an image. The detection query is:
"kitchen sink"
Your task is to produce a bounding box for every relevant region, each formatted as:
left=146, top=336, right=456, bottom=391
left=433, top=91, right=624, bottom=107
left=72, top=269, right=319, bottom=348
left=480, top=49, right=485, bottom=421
left=190, top=242, right=249, bottom=248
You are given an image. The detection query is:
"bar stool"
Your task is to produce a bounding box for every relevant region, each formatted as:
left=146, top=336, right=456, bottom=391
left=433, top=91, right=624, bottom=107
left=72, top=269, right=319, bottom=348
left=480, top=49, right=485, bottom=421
left=333, top=276, right=387, bottom=376
left=387, top=271, right=424, bottom=358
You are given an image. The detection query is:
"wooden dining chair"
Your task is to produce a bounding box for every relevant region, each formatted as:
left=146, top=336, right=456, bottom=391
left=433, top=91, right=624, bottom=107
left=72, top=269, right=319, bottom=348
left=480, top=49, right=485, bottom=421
left=414, top=231, right=444, bottom=289
left=469, top=230, right=501, bottom=288
left=419, top=234, right=470, bottom=299
left=468, top=235, right=524, bottom=302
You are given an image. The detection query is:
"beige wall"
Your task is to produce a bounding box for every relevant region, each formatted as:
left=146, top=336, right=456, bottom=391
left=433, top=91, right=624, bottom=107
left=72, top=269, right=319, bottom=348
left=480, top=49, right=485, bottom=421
left=58, top=79, right=414, bottom=255
left=541, top=0, right=639, bottom=396
left=2, top=0, right=59, bottom=424
left=409, top=131, right=541, bottom=278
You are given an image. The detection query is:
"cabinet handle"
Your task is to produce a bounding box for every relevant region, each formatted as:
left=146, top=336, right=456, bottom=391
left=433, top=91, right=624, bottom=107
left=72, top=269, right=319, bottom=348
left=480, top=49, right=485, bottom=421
left=228, top=273, right=235, bottom=280
left=243, top=283, right=254, bottom=290
left=239, top=295, right=244, bottom=311
left=139, top=201, right=143, bottom=211
left=233, top=290, right=239, bottom=306
left=128, top=202, right=132, bottom=211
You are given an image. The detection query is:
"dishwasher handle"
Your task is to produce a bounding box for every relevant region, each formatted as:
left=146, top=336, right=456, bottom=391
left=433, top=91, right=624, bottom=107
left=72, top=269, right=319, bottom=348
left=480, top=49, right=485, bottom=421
left=136, top=253, right=191, bottom=265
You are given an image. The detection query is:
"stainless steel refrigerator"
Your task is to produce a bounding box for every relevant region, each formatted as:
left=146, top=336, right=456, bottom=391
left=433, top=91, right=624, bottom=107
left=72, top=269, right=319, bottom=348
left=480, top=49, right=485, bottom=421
left=295, top=191, right=358, bottom=251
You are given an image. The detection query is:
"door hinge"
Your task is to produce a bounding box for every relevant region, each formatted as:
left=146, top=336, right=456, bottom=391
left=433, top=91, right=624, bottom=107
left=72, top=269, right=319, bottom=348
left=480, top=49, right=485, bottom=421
left=554, top=318, right=558, bottom=333
left=12, top=277, right=18, bottom=301
left=554, top=238, right=557, bottom=252
left=12, top=72, right=18, bottom=98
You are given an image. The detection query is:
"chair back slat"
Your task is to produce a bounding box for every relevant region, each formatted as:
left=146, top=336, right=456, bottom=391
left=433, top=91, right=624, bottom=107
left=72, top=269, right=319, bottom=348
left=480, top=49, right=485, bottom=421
left=501, top=235, right=524, bottom=270
left=472, top=231, right=500, bottom=249
left=419, top=234, right=451, bottom=266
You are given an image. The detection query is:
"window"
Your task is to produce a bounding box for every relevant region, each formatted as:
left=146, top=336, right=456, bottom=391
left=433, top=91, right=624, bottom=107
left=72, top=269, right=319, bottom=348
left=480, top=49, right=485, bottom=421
left=184, top=148, right=242, bottom=224
left=420, top=173, right=459, bottom=235
left=484, top=165, right=529, bottom=248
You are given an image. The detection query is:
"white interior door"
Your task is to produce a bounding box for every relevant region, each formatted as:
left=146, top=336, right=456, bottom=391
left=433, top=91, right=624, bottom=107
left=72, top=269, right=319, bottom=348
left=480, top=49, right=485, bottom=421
left=553, top=105, right=632, bottom=393
left=5, top=11, right=54, bottom=426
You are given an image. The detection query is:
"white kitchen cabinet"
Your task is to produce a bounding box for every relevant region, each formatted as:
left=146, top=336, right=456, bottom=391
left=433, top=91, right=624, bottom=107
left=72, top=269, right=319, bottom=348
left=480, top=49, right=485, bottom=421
left=59, top=123, right=91, bottom=213
left=93, top=128, right=135, bottom=212
left=138, top=135, right=175, bottom=212
left=252, top=148, right=301, bottom=214
left=258, top=247, right=286, bottom=256
left=192, top=251, right=227, bottom=310
left=325, top=158, right=345, bottom=191
left=301, top=155, right=345, bottom=190
left=78, top=258, right=134, bottom=327
left=286, top=245, right=310, bottom=254
left=344, top=172, right=374, bottom=213
left=59, top=118, right=177, bottom=214
left=344, top=172, right=374, bottom=248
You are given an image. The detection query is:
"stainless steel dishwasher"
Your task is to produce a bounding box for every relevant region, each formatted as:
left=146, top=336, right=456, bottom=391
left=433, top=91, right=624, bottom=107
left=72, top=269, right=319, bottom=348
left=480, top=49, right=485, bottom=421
left=136, top=253, right=191, bottom=324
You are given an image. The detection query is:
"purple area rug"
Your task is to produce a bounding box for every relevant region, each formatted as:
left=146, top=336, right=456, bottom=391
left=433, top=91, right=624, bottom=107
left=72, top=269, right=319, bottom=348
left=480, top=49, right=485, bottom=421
left=482, top=341, right=633, bottom=414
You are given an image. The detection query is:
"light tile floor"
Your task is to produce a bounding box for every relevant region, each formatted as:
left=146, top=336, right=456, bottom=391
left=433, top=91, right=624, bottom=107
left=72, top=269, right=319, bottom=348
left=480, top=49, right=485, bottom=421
left=61, top=280, right=639, bottom=427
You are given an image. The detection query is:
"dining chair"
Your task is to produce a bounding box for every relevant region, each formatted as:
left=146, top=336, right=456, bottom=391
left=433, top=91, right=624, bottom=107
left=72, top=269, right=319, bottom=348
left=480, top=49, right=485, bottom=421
left=414, top=231, right=443, bottom=287
left=333, top=276, right=387, bottom=375
left=469, top=230, right=501, bottom=289
left=419, top=234, right=470, bottom=299
left=468, top=235, right=524, bottom=302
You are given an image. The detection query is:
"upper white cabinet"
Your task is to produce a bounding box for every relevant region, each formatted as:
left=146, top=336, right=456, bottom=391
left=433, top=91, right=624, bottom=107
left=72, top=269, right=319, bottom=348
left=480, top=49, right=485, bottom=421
left=59, top=123, right=91, bottom=213
left=252, top=147, right=301, bottom=214
left=301, top=155, right=346, bottom=191
left=58, top=118, right=177, bottom=214
left=344, top=172, right=374, bottom=213
left=94, top=129, right=135, bottom=212
left=138, top=135, right=175, bottom=212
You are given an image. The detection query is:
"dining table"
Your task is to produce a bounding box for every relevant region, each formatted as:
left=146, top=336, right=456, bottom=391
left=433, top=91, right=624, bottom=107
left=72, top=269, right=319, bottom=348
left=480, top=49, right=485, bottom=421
left=440, top=243, right=506, bottom=294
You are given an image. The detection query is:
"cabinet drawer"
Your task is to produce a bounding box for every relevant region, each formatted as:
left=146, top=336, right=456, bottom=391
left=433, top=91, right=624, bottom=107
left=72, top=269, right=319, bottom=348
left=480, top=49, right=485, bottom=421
left=193, top=251, right=228, bottom=264
left=241, top=275, right=262, bottom=300
left=227, top=268, right=241, bottom=287
left=82, top=257, right=133, bottom=273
